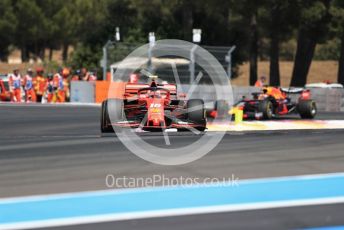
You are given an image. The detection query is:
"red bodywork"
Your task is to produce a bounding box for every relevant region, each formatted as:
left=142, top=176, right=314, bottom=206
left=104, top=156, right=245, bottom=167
left=112, top=81, right=204, bottom=130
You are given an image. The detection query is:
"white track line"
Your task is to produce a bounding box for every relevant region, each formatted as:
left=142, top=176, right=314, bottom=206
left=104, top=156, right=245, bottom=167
left=1, top=197, right=344, bottom=230
left=0, top=102, right=100, bottom=107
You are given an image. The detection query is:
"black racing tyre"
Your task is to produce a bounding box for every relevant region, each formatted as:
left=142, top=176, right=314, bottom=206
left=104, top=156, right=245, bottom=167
left=214, top=100, right=229, bottom=118
left=258, top=99, right=273, bottom=120
left=101, top=100, right=112, bottom=133
left=298, top=100, right=317, bottom=119
left=100, top=99, right=124, bottom=133
left=164, top=110, right=173, bottom=127
left=187, top=99, right=206, bottom=131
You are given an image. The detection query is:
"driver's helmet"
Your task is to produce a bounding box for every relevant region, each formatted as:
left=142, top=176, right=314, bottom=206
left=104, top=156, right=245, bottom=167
left=262, top=87, right=272, bottom=95
left=129, top=73, right=139, bottom=83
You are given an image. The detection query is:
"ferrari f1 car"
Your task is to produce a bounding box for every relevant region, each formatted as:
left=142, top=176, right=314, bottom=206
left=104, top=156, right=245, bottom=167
left=100, top=78, right=206, bottom=132
left=231, top=86, right=317, bottom=120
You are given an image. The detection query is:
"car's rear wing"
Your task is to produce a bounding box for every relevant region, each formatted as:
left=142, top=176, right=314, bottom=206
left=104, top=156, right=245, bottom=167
left=280, top=87, right=304, bottom=94
left=281, top=87, right=312, bottom=100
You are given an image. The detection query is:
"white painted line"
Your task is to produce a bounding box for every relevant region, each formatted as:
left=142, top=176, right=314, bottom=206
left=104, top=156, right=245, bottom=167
left=1, top=197, right=344, bottom=230
left=237, top=171, right=344, bottom=185
left=0, top=138, right=117, bottom=152
left=165, top=128, right=178, bottom=132
left=0, top=102, right=100, bottom=107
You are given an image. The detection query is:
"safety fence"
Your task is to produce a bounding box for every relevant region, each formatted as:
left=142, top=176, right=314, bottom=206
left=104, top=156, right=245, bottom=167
left=105, top=43, right=235, bottom=83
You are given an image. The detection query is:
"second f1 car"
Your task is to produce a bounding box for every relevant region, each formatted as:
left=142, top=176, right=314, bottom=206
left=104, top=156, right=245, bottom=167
left=231, top=87, right=317, bottom=120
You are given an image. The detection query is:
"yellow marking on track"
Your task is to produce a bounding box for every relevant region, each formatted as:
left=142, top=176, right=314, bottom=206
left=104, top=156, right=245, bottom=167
left=207, top=120, right=344, bottom=132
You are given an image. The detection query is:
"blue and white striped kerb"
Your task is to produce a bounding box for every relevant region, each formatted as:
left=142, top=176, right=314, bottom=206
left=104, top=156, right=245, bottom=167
left=1, top=173, right=344, bottom=230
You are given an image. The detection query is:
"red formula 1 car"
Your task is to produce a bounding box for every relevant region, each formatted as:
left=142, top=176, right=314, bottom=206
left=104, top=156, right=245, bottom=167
left=100, top=79, right=206, bottom=132
left=231, top=86, right=317, bottom=120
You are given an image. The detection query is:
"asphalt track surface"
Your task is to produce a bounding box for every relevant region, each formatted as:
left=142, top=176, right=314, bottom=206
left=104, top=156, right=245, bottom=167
left=1, top=104, right=344, bottom=229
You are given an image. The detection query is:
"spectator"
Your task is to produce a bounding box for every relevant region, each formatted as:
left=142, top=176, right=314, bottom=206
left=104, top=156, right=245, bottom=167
left=62, top=68, right=70, bottom=101
left=71, top=69, right=81, bottom=81
left=45, top=73, right=55, bottom=103
left=53, top=68, right=66, bottom=103
left=23, top=68, right=36, bottom=102
left=81, top=68, right=88, bottom=81
left=87, top=71, right=97, bottom=81
left=8, top=68, right=22, bottom=102
left=255, top=76, right=267, bottom=87
left=34, top=68, right=46, bottom=103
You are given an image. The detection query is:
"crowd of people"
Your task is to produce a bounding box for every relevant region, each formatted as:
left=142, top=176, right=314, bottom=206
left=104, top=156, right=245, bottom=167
left=7, top=67, right=97, bottom=103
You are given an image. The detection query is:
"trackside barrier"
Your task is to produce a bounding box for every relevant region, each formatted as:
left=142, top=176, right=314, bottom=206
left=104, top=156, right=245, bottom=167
left=341, top=89, right=344, bottom=112
left=308, top=88, right=343, bottom=112
left=179, top=85, right=343, bottom=112
left=71, top=81, right=126, bottom=103
left=70, top=82, right=344, bottom=112
left=70, top=81, right=95, bottom=103
left=95, top=81, right=110, bottom=103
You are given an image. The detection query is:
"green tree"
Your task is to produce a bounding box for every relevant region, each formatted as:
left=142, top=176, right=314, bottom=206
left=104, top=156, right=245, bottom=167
left=0, top=0, right=17, bottom=62
left=14, top=0, right=47, bottom=61
left=10, top=0, right=70, bottom=62
left=230, top=0, right=265, bottom=85
left=332, top=0, right=344, bottom=85
left=37, top=0, right=64, bottom=61
left=261, top=0, right=298, bottom=86
left=52, top=1, right=78, bottom=62
left=69, top=0, right=108, bottom=68
left=290, top=0, right=333, bottom=86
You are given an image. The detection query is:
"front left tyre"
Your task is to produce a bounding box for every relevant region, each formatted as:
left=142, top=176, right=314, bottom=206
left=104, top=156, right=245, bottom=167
left=101, top=100, right=112, bottom=133
left=258, top=99, right=274, bottom=120
left=100, top=99, right=124, bottom=133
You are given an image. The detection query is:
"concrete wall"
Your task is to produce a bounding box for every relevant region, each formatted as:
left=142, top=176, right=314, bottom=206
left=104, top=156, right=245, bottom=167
left=309, top=88, right=343, bottom=112
left=180, top=85, right=344, bottom=112
left=70, top=81, right=344, bottom=112
left=340, top=89, right=344, bottom=112
left=70, top=81, right=95, bottom=103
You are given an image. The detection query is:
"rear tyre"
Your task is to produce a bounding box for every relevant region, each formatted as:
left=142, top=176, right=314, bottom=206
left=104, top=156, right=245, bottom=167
left=187, top=99, right=206, bottom=131
left=298, top=100, right=317, bottom=119
left=258, top=99, right=273, bottom=119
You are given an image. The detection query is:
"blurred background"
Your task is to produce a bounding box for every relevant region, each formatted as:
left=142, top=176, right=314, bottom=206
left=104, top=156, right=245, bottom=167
left=1, top=1, right=344, bottom=230
left=1, top=0, right=344, bottom=86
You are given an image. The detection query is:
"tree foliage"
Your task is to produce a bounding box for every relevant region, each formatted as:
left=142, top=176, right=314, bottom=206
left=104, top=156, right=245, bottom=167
left=1, top=0, right=344, bottom=85
left=0, top=0, right=17, bottom=61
